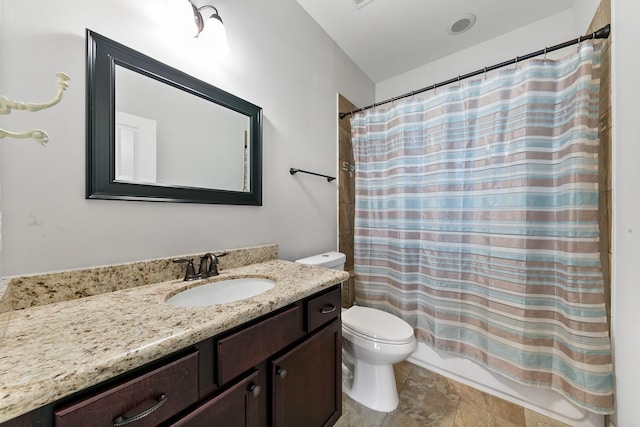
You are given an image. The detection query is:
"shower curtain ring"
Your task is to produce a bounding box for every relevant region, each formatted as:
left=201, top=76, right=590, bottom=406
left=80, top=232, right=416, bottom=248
left=543, top=47, right=548, bottom=62
left=514, top=56, right=519, bottom=69
left=483, top=67, right=487, bottom=80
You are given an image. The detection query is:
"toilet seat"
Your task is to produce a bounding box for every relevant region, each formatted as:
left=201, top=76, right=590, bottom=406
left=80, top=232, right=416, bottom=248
left=342, top=306, right=415, bottom=345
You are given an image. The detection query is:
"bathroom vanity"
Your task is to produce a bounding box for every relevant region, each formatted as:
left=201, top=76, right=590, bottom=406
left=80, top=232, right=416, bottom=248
left=0, top=247, right=348, bottom=427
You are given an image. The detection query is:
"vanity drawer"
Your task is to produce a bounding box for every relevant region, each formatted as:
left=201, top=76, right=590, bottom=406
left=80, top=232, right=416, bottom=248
left=54, top=352, right=199, bottom=427
left=217, top=305, right=304, bottom=385
left=306, top=286, right=341, bottom=332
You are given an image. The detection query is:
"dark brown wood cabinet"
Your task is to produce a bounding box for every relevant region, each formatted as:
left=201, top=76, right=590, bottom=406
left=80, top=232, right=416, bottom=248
left=166, top=370, right=265, bottom=427
left=272, top=319, right=341, bottom=427
left=54, top=352, right=199, bottom=427
left=0, top=285, right=342, bottom=427
left=216, top=305, right=305, bottom=385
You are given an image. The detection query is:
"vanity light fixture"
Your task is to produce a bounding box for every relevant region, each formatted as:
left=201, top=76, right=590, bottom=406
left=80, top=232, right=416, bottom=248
left=189, top=0, right=229, bottom=53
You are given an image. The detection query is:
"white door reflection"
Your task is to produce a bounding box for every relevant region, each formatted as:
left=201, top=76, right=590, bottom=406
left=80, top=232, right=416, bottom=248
left=115, top=112, right=157, bottom=184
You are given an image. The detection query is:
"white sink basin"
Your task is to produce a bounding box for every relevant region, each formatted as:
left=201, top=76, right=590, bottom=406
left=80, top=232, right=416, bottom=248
left=167, top=278, right=275, bottom=307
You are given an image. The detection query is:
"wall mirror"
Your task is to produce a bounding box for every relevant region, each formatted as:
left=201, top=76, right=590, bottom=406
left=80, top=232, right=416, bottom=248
left=86, top=30, right=262, bottom=205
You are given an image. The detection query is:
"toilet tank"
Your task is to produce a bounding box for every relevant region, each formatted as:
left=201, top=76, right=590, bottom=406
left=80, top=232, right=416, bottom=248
left=295, top=251, right=346, bottom=270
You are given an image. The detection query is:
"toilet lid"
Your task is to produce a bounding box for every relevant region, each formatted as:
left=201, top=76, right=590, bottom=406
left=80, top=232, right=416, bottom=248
left=342, top=306, right=414, bottom=344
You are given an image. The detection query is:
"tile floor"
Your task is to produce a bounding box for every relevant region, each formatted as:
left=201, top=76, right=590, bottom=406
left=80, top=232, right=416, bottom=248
left=334, top=361, right=572, bottom=427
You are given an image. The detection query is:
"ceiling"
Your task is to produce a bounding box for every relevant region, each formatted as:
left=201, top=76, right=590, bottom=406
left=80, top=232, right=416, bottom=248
left=295, top=0, right=575, bottom=83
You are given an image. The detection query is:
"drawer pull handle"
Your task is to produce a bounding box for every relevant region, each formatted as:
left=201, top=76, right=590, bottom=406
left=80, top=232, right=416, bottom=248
left=321, top=304, right=337, bottom=314
left=249, top=384, right=261, bottom=397
left=276, top=368, right=287, bottom=378
left=113, top=394, right=167, bottom=426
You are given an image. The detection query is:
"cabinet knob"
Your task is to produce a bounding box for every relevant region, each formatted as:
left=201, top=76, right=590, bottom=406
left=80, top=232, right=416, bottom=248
left=249, top=384, right=261, bottom=397
left=276, top=367, right=287, bottom=378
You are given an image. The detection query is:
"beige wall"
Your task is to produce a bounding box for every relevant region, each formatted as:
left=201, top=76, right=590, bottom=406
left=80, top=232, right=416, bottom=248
left=0, top=0, right=375, bottom=278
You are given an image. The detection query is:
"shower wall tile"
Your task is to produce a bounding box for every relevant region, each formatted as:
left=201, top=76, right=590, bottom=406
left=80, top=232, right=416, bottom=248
left=339, top=234, right=354, bottom=268
left=338, top=94, right=357, bottom=309
left=339, top=203, right=355, bottom=238
left=606, top=190, right=612, bottom=245
left=599, top=105, right=611, bottom=133
left=598, top=18, right=612, bottom=355
left=338, top=137, right=355, bottom=209
left=588, top=0, right=611, bottom=335
left=339, top=173, right=355, bottom=207
left=598, top=48, right=611, bottom=131
left=338, top=126, right=354, bottom=159
left=341, top=281, right=349, bottom=308
left=600, top=127, right=612, bottom=192
left=587, top=0, right=610, bottom=33
left=599, top=161, right=611, bottom=251
left=346, top=270, right=356, bottom=307
left=340, top=268, right=355, bottom=307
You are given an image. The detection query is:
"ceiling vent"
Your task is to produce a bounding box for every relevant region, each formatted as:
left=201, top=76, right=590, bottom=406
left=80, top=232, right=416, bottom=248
left=353, top=0, right=375, bottom=9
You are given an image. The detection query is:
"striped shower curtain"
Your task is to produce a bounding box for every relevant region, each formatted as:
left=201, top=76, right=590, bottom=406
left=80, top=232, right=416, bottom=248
left=351, top=42, right=613, bottom=414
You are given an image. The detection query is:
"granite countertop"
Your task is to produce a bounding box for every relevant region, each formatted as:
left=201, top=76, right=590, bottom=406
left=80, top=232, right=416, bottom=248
left=0, top=259, right=349, bottom=423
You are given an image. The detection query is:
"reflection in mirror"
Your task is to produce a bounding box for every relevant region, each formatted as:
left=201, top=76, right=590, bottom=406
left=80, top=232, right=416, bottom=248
left=86, top=30, right=262, bottom=205
left=115, top=66, right=251, bottom=192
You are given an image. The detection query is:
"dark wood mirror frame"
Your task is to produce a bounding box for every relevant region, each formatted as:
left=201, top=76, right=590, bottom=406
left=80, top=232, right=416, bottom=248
left=86, top=30, right=262, bottom=205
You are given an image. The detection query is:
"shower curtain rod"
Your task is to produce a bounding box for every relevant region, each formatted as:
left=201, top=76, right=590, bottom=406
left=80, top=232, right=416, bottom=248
left=339, top=23, right=610, bottom=120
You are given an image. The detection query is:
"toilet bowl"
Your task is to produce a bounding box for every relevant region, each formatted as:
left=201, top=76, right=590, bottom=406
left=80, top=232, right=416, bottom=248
left=295, top=252, right=417, bottom=413
left=341, top=305, right=416, bottom=412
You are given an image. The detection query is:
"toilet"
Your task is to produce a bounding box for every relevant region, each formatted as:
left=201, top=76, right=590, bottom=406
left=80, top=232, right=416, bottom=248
left=295, top=252, right=417, bottom=412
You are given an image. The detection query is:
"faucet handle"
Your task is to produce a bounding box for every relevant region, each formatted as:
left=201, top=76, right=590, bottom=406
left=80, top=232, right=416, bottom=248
left=172, top=257, right=201, bottom=281
left=210, top=252, right=228, bottom=276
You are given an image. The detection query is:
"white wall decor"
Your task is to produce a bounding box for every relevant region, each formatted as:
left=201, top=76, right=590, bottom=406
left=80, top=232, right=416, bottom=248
left=0, top=72, right=70, bottom=145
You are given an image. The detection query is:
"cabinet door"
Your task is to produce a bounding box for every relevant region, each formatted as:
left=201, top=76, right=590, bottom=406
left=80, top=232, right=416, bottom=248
left=167, top=370, right=265, bottom=427
left=271, top=320, right=341, bottom=427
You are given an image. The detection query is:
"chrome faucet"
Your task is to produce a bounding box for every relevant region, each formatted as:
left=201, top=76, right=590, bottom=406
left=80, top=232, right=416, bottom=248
left=173, top=252, right=228, bottom=281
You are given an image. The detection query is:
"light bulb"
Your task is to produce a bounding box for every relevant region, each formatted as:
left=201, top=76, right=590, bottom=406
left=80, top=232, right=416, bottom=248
left=196, top=12, right=229, bottom=54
